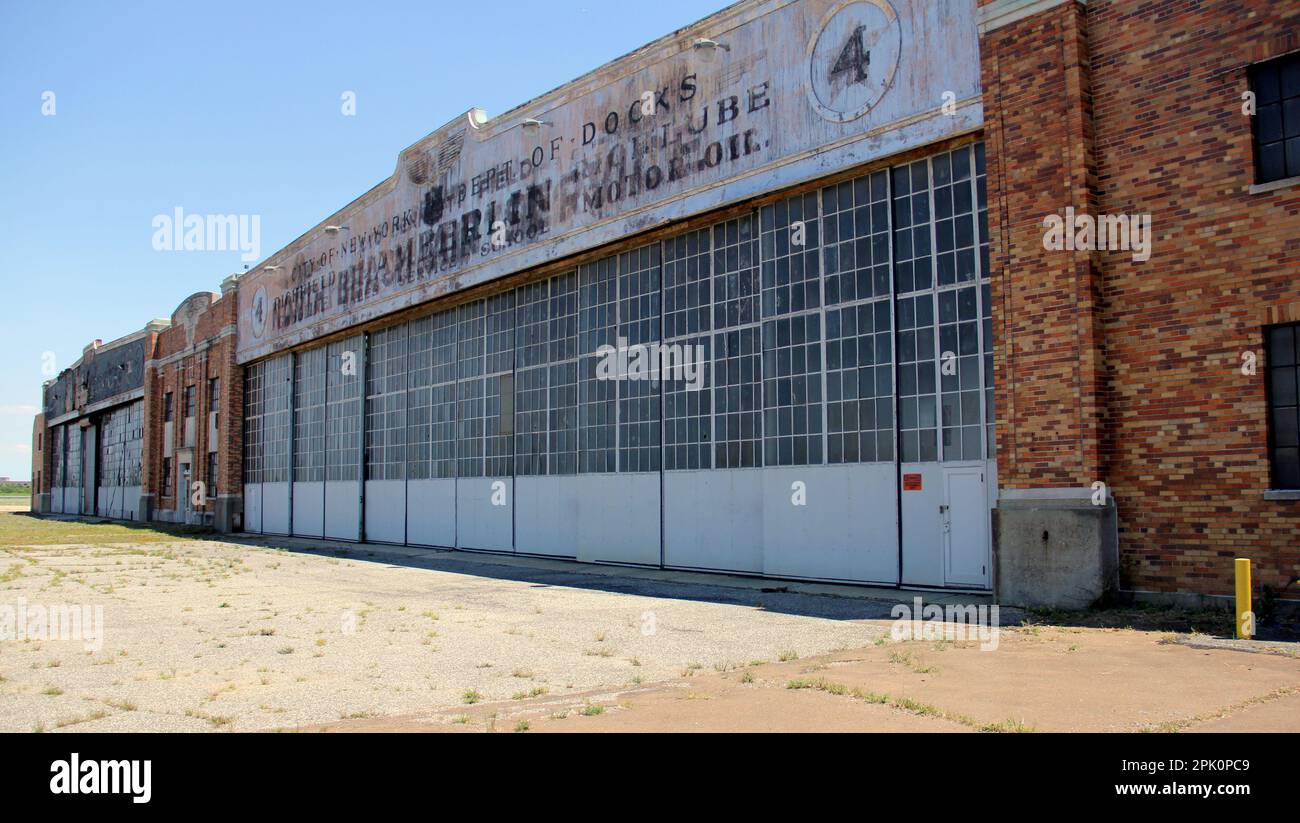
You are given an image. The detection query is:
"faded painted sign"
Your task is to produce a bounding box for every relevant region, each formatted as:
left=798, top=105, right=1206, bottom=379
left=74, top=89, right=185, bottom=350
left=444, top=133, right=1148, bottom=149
left=237, top=0, right=982, bottom=363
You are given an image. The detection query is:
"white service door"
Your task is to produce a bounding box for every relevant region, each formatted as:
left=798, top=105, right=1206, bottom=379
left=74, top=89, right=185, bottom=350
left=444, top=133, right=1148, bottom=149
left=943, top=467, right=990, bottom=587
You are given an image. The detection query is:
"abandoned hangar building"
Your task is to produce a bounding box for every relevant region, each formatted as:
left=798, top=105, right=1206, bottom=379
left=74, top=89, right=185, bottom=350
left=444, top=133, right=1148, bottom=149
left=30, top=0, right=1300, bottom=611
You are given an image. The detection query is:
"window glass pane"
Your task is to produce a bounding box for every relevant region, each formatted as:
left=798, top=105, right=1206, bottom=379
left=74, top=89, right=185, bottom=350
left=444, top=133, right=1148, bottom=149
left=325, top=338, right=362, bottom=482
left=365, top=325, right=407, bottom=481
left=294, top=347, right=326, bottom=483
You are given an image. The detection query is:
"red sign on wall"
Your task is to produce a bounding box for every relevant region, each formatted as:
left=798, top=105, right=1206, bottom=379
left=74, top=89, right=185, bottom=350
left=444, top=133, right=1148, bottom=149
left=903, top=473, right=923, bottom=491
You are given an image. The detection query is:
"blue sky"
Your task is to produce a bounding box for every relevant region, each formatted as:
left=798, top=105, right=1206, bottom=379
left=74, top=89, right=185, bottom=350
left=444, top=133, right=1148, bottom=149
left=0, top=0, right=724, bottom=479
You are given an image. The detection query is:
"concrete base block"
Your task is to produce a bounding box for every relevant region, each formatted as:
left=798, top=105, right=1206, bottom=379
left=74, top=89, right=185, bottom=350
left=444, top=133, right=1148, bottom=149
left=995, top=498, right=1118, bottom=611
left=214, top=495, right=242, bottom=534
left=138, top=494, right=154, bottom=523
left=34, top=493, right=50, bottom=514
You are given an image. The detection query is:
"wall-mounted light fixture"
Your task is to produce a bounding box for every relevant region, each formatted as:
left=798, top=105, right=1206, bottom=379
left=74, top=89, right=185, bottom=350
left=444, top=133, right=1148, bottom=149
left=262, top=265, right=281, bottom=273
left=521, top=118, right=553, bottom=133
left=323, top=225, right=350, bottom=235
left=693, top=37, right=731, bottom=62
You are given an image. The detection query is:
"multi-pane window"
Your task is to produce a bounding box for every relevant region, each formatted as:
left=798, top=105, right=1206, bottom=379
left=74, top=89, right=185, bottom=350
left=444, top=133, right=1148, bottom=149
left=711, top=214, right=763, bottom=469
left=484, top=292, right=516, bottom=478
left=823, top=171, right=891, bottom=306
left=617, top=245, right=661, bottom=473
left=1249, top=52, right=1300, bottom=184
left=579, top=258, right=617, bottom=473
left=184, top=385, right=196, bottom=419
left=164, top=392, right=174, bottom=423
left=938, top=286, right=984, bottom=460
left=713, top=326, right=762, bottom=468
left=65, top=425, right=81, bottom=494
left=294, top=347, right=326, bottom=483
left=826, top=300, right=894, bottom=463
left=242, top=362, right=264, bottom=484
left=515, top=280, right=550, bottom=476
left=548, top=271, right=580, bottom=475
left=366, top=325, right=408, bottom=481
left=407, top=311, right=459, bottom=480
left=1267, top=322, right=1300, bottom=489
left=207, top=450, right=219, bottom=497
left=261, top=355, right=292, bottom=484
left=456, top=301, right=487, bottom=478
left=760, top=191, right=821, bottom=317
left=712, top=215, right=759, bottom=329
left=208, top=378, right=221, bottom=427
left=762, top=312, right=823, bottom=466
left=51, top=425, right=65, bottom=488
left=98, top=405, right=126, bottom=491
left=663, top=229, right=713, bottom=471
left=760, top=192, right=824, bottom=467
left=897, top=293, right=938, bottom=462
left=325, top=338, right=362, bottom=482
left=891, top=144, right=993, bottom=463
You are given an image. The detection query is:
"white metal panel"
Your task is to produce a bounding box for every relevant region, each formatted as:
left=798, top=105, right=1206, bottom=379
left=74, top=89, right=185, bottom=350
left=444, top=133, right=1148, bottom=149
left=292, top=481, right=325, bottom=538
left=663, top=470, right=762, bottom=573
left=899, top=462, right=944, bottom=586
left=243, top=483, right=263, bottom=533
left=406, top=478, right=455, bottom=548
left=761, top=464, right=898, bottom=584
left=364, top=480, right=406, bottom=544
left=262, top=481, right=291, bottom=535
left=456, top=477, right=513, bottom=552
left=575, top=474, right=660, bottom=566
left=122, top=487, right=142, bottom=521
left=324, top=480, right=360, bottom=541
left=514, top=476, right=579, bottom=558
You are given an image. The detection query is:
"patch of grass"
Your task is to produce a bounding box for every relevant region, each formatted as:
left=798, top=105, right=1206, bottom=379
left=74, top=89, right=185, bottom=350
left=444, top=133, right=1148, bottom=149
left=981, top=718, right=1034, bottom=733
left=276, top=646, right=294, bottom=655
left=104, top=697, right=137, bottom=711
left=451, top=715, right=471, bottom=725
left=511, top=687, right=548, bottom=700
left=740, top=671, right=754, bottom=684
left=778, top=650, right=799, bottom=662
left=41, top=686, right=63, bottom=696
left=462, top=689, right=483, bottom=705
left=889, top=650, right=938, bottom=674
left=0, top=511, right=210, bottom=546
left=514, top=720, right=530, bottom=733
left=783, top=677, right=1008, bottom=730
left=579, top=703, right=605, bottom=717
left=185, top=710, right=233, bottom=728
left=53, top=710, right=108, bottom=729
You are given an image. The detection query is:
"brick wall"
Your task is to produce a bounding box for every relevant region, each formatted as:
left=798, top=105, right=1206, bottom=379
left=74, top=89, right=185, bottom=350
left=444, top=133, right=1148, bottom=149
left=981, top=0, right=1300, bottom=597
left=146, top=292, right=240, bottom=520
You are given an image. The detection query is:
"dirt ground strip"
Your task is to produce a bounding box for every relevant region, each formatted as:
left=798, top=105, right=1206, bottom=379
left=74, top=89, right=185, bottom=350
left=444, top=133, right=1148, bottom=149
left=1, top=512, right=1296, bottom=733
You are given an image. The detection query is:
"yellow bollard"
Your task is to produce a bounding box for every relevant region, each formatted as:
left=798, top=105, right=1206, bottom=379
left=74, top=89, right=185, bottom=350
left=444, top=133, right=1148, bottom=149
left=1234, top=558, right=1252, bottom=640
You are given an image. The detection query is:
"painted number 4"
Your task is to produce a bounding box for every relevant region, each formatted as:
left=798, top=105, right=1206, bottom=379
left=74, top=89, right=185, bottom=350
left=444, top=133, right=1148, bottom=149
left=830, top=25, right=870, bottom=84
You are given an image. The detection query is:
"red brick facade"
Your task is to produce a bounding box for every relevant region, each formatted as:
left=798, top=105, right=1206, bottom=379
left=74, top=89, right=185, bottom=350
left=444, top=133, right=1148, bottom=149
left=981, top=0, right=1300, bottom=598
left=145, top=288, right=242, bottom=524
